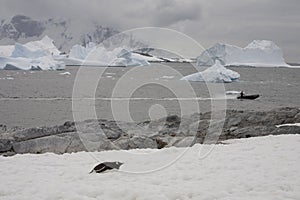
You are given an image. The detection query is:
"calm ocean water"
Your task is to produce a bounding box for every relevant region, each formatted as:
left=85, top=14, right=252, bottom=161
left=0, top=63, right=299, bottom=128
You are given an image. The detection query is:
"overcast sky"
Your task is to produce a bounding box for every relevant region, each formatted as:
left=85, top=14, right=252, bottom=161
left=0, top=0, right=299, bottom=62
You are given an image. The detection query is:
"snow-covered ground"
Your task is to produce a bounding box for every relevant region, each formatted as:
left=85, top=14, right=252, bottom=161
left=0, top=135, right=299, bottom=200
left=197, top=40, right=290, bottom=67
left=181, top=60, right=240, bottom=83
left=276, top=123, right=300, bottom=128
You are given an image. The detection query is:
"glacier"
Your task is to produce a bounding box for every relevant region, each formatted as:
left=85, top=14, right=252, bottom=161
left=197, top=40, right=290, bottom=67
left=0, top=36, right=65, bottom=70
left=65, top=43, right=150, bottom=67
left=181, top=60, right=240, bottom=83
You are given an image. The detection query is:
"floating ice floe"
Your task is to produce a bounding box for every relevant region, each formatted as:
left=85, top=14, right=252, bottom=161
left=161, top=76, right=175, bottom=79
left=197, top=40, right=290, bottom=67
left=181, top=60, right=240, bottom=83
left=0, top=77, right=14, bottom=80
left=0, top=36, right=65, bottom=70
left=59, top=72, right=71, bottom=76
left=226, top=90, right=241, bottom=95
left=63, top=43, right=150, bottom=67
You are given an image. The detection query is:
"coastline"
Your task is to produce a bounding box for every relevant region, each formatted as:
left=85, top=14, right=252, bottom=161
left=1, top=107, right=299, bottom=155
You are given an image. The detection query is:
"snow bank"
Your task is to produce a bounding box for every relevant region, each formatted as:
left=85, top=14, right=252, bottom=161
left=181, top=60, right=240, bottom=83
left=0, top=36, right=64, bottom=70
left=197, top=40, right=290, bottom=67
left=66, top=43, right=150, bottom=67
left=276, top=123, right=300, bottom=128
left=0, top=135, right=299, bottom=200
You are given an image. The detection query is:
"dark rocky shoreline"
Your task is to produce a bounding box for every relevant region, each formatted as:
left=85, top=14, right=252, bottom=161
left=1, top=107, right=300, bottom=156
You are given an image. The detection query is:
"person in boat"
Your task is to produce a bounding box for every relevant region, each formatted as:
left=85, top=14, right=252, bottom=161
left=240, top=91, right=244, bottom=98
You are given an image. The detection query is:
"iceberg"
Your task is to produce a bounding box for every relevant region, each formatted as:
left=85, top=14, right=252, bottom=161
left=66, top=43, right=150, bottom=67
left=114, top=49, right=150, bottom=67
left=197, top=40, right=290, bottom=67
left=181, top=60, right=240, bottom=83
left=0, top=56, right=65, bottom=70
left=24, top=35, right=61, bottom=56
left=0, top=45, right=15, bottom=57
left=136, top=48, right=194, bottom=63
left=130, top=52, right=164, bottom=62
left=11, top=43, right=48, bottom=58
left=0, top=36, right=65, bottom=70
left=69, top=43, right=97, bottom=60
left=11, top=35, right=61, bottom=58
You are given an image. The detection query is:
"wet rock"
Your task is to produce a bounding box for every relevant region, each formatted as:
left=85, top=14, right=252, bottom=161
left=226, top=116, right=242, bottom=127
left=0, top=151, right=16, bottom=157
left=294, top=113, right=300, bottom=123
left=148, top=115, right=181, bottom=130
left=12, top=124, right=76, bottom=142
left=97, top=140, right=119, bottom=151
left=66, top=132, right=119, bottom=152
left=131, top=136, right=157, bottom=149
left=13, top=133, right=73, bottom=154
left=272, top=126, right=300, bottom=135
left=102, top=129, right=122, bottom=140
left=114, top=136, right=158, bottom=150
left=230, top=126, right=276, bottom=139
left=155, top=137, right=169, bottom=149
left=197, top=120, right=209, bottom=132
left=1, top=107, right=299, bottom=155
left=113, top=138, right=132, bottom=150
left=173, top=137, right=195, bottom=147
left=0, top=139, right=12, bottom=152
left=64, top=134, right=87, bottom=153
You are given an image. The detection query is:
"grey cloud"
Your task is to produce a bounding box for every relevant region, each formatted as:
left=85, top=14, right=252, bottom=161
left=0, top=0, right=299, bottom=62
left=152, top=1, right=201, bottom=26
left=122, top=0, right=202, bottom=27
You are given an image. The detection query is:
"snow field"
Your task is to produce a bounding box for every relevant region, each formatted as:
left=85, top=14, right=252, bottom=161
left=0, top=135, right=299, bottom=200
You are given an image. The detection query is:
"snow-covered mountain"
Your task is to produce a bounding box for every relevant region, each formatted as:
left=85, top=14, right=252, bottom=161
left=197, top=40, right=290, bottom=67
left=0, top=15, right=145, bottom=53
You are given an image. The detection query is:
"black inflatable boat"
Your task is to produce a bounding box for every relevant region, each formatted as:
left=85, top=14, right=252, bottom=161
left=237, top=94, right=260, bottom=100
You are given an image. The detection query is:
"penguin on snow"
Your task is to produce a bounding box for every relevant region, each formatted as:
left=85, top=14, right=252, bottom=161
left=89, top=162, right=123, bottom=173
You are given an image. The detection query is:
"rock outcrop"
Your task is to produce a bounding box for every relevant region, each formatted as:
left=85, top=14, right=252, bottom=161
left=1, top=107, right=300, bottom=155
